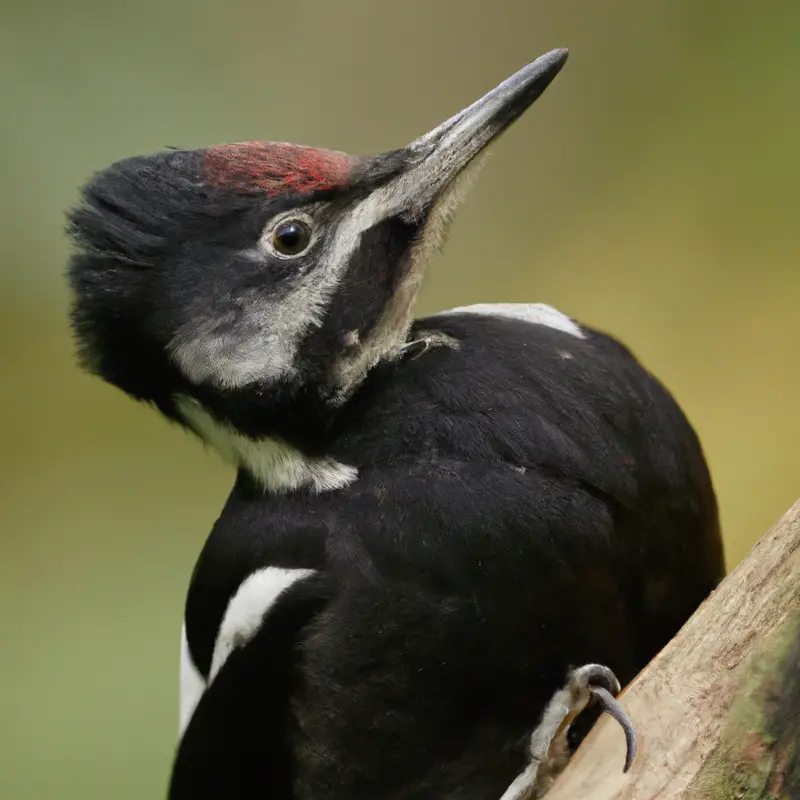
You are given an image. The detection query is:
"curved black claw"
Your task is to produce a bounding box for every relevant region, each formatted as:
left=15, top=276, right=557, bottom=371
left=499, top=664, right=637, bottom=800
left=569, top=664, right=621, bottom=697
left=588, top=684, right=637, bottom=772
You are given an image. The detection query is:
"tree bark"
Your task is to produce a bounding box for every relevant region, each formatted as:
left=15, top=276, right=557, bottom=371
left=546, top=499, right=800, bottom=800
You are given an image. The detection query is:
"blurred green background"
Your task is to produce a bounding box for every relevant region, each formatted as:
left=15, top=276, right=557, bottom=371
left=2, top=1, right=798, bottom=797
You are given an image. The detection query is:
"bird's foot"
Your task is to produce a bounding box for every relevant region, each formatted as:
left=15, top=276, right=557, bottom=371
left=498, top=664, right=636, bottom=800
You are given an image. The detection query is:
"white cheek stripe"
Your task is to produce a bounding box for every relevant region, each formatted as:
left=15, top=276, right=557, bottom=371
left=209, top=566, right=317, bottom=682
left=179, top=624, right=207, bottom=738
left=168, top=152, right=485, bottom=393
left=439, top=303, right=585, bottom=339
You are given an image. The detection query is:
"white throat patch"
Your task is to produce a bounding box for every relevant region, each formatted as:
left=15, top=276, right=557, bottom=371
left=175, top=395, right=358, bottom=494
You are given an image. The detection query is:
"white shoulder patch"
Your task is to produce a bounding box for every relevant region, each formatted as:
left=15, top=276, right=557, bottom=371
left=209, top=566, right=316, bottom=682
left=438, top=303, right=584, bottom=339
left=179, top=624, right=207, bottom=737
left=175, top=395, right=358, bottom=494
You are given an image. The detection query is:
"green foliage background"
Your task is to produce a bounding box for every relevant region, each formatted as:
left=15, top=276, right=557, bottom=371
left=1, top=1, right=798, bottom=797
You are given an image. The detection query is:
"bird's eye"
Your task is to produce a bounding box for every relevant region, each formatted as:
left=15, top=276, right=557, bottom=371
left=272, top=219, right=312, bottom=256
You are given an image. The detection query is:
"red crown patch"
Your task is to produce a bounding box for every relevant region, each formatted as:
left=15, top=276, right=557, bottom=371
left=204, top=142, right=352, bottom=197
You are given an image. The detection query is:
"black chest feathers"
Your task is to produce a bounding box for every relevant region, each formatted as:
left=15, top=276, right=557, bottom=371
left=174, top=312, right=723, bottom=800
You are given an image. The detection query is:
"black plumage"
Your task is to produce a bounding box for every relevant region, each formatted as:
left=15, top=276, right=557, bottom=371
left=66, top=49, right=724, bottom=799
left=173, top=314, right=721, bottom=798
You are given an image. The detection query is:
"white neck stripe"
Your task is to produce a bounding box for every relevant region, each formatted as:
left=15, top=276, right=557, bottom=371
left=175, top=395, right=358, bottom=494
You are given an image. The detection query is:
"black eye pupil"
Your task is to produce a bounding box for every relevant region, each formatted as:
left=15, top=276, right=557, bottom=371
left=273, top=220, right=311, bottom=255
left=278, top=224, right=301, bottom=248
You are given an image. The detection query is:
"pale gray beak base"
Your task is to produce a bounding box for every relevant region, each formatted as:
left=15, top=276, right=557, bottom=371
left=369, top=49, right=570, bottom=218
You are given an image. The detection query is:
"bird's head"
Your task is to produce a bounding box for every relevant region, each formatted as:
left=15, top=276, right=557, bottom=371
left=68, top=49, right=567, bottom=447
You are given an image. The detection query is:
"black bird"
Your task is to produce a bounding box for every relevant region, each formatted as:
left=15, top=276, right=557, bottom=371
left=66, top=49, right=724, bottom=799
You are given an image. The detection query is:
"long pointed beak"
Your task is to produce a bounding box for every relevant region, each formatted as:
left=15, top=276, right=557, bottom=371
left=412, top=49, right=569, bottom=160
left=365, top=49, right=569, bottom=219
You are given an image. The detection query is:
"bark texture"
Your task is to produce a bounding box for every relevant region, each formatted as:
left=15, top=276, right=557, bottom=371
left=546, top=499, right=800, bottom=800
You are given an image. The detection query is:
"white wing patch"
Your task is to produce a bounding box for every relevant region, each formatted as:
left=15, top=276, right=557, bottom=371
left=209, top=566, right=316, bottom=682
left=439, top=303, right=584, bottom=339
left=179, top=624, right=207, bottom=737
left=178, top=567, right=316, bottom=738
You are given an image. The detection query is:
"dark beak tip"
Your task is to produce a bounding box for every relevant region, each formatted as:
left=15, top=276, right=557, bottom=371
left=538, top=47, right=570, bottom=77
left=375, top=45, right=572, bottom=207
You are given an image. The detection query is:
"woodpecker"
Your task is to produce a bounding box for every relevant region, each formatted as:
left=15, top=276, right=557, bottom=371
left=67, top=49, right=724, bottom=799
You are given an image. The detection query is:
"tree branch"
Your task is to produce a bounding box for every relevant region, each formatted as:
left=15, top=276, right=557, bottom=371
left=547, top=499, right=800, bottom=799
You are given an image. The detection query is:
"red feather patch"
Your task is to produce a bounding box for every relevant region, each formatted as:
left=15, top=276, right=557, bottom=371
left=203, top=141, right=352, bottom=197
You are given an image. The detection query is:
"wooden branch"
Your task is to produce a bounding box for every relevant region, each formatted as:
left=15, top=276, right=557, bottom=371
left=546, top=499, right=800, bottom=799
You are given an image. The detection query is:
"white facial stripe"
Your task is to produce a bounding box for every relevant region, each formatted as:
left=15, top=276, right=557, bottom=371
left=167, top=188, right=407, bottom=390
left=329, top=161, right=484, bottom=398
left=167, top=150, right=486, bottom=393
left=438, top=303, right=585, bottom=339
left=175, top=395, right=358, bottom=494
left=179, top=624, right=207, bottom=738
left=209, top=566, right=316, bottom=682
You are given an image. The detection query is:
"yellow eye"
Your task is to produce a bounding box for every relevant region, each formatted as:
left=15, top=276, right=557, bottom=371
left=272, top=219, right=312, bottom=256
